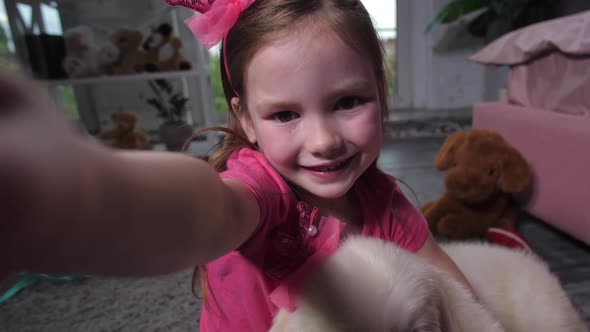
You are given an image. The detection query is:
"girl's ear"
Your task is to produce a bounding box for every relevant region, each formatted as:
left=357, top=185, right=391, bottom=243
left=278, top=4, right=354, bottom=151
left=232, top=97, right=257, bottom=144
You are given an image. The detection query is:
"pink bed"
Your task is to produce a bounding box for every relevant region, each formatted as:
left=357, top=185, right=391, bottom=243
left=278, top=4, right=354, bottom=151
left=473, top=103, right=590, bottom=245
left=470, top=11, right=590, bottom=245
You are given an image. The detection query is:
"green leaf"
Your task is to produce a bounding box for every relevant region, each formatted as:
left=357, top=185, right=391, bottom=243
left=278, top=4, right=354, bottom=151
left=155, top=79, right=173, bottom=95
left=169, top=93, right=188, bottom=118
left=147, top=80, right=163, bottom=100
left=146, top=98, right=166, bottom=116
left=426, top=0, right=490, bottom=33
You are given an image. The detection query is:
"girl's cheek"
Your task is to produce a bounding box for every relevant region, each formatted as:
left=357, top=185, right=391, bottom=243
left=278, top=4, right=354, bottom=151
left=257, top=125, right=300, bottom=162
left=259, top=124, right=294, bottom=145
left=343, top=108, right=382, bottom=143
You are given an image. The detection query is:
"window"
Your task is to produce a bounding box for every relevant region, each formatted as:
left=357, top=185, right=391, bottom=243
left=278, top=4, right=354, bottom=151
left=208, top=50, right=227, bottom=114
left=363, top=0, right=397, bottom=97
left=16, top=3, right=35, bottom=32
left=3, top=0, right=79, bottom=118
left=40, top=2, right=62, bottom=35
left=0, top=0, right=18, bottom=71
left=37, top=2, right=78, bottom=118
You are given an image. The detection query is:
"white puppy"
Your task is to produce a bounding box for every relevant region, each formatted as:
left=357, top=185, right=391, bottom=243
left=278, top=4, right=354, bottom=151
left=270, top=236, right=587, bottom=332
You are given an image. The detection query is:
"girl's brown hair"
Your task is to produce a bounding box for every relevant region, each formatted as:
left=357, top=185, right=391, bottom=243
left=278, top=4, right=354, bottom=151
left=188, top=0, right=390, bottom=301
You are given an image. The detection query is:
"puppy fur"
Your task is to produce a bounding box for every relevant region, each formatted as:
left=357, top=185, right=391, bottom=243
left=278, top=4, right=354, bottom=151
left=270, top=237, right=587, bottom=332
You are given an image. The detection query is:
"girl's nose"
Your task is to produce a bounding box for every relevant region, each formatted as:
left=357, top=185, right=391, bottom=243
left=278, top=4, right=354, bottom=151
left=305, top=117, right=344, bottom=159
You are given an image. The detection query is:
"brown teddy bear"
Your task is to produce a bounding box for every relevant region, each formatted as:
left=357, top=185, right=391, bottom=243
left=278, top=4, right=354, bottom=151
left=142, top=23, right=192, bottom=72
left=98, top=111, right=152, bottom=150
left=421, top=129, right=531, bottom=239
left=108, top=28, right=146, bottom=75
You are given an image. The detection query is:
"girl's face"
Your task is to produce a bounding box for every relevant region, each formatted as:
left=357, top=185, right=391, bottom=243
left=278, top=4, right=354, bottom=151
left=237, top=29, right=383, bottom=201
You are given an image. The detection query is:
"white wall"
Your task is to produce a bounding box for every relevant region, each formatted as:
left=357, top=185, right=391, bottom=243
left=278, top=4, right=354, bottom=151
left=399, top=0, right=499, bottom=111
left=403, top=0, right=590, bottom=111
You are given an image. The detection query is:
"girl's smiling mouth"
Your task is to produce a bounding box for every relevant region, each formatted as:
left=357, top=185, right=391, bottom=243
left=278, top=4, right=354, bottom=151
left=300, top=154, right=357, bottom=174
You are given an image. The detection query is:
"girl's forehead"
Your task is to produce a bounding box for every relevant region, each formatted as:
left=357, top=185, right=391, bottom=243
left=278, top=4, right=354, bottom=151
left=248, top=27, right=367, bottom=76
left=243, top=30, right=376, bottom=110
left=252, top=19, right=365, bottom=65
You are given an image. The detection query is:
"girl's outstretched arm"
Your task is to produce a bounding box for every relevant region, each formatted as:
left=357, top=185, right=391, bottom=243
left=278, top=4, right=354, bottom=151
left=0, top=72, right=259, bottom=277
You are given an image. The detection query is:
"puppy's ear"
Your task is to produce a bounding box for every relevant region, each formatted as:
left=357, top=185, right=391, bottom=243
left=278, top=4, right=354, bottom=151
left=406, top=285, right=446, bottom=332
left=436, top=274, right=504, bottom=332
left=409, top=303, right=443, bottom=332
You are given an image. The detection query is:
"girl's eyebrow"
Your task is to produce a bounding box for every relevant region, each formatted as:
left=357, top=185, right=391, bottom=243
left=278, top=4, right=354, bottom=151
left=320, top=78, right=376, bottom=102
left=328, top=78, right=374, bottom=94
left=252, top=78, right=375, bottom=112
left=253, top=98, right=299, bottom=111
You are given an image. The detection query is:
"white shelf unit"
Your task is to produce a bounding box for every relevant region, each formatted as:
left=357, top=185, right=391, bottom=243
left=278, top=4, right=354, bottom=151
left=41, top=69, right=203, bottom=87
left=41, top=69, right=205, bottom=130
left=42, top=69, right=224, bottom=150
left=39, top=70, right=222, bottom=156
left=2, top=0, right=225, bottom=152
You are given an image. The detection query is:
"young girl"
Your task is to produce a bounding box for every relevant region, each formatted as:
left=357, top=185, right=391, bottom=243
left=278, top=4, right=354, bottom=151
left=1, top=0, right=478, bottom=330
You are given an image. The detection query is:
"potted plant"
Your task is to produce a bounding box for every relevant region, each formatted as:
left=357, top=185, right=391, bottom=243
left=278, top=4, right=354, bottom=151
left=426, top=0, right=557, bottom=42
left=145, top=79, right=193, bottom=151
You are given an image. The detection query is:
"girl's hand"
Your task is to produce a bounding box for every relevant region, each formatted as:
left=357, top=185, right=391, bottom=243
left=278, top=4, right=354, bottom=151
left=0, top=70, right=260, bottom=277
left=0, top=70, right=83, bottom=168
left=0, top=71, right=90, bottom=272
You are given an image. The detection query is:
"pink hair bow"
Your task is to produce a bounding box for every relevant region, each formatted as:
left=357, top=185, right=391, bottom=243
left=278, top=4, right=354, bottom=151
left=166, top=0, right=255, bottom=49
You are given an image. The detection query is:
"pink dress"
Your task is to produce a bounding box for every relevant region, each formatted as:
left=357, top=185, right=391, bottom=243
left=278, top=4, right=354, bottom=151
left=199, top=148, right=429, bottom=331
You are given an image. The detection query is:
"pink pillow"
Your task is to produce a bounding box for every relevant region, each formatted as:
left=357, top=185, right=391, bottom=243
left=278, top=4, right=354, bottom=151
left=470, top=10, right=590, bottom=65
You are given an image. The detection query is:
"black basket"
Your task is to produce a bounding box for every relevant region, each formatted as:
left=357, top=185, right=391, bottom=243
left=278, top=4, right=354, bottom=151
left=24, top=33, right=67, bottom=79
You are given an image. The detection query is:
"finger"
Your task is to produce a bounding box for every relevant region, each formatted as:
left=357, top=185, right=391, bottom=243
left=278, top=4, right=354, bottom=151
left=0, top=70, right=55, bottom=115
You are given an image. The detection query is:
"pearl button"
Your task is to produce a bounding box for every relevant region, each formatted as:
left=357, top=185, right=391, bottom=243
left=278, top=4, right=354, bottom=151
left=307, top=225, right=318, bottom=237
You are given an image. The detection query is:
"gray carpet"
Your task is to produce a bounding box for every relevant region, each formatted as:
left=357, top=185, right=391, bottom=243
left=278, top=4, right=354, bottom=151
left=518, top=214, right=590, bottom=325
left=0, top=272, right=201, bottom=331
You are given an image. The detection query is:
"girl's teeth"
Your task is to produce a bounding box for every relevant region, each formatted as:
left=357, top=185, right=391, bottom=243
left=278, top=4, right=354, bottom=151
left=314, top=160, right=347, bottom=172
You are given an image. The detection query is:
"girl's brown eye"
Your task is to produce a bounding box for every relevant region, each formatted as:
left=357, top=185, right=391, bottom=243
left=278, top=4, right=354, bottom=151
left=488, top=168, right=495, bottom=176
left=273, top=111, right=298, bottom=123
left=335, top=96, right=362, bottom=110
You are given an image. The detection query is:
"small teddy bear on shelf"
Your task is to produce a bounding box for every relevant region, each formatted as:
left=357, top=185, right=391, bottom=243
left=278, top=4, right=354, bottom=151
left=421, top=129, right=531, bottom=240
left=108, top=28, right=147, bottom=75
left=98, top=111, right=152, bottom=150
left=142, top=23, right=192, bottom=72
